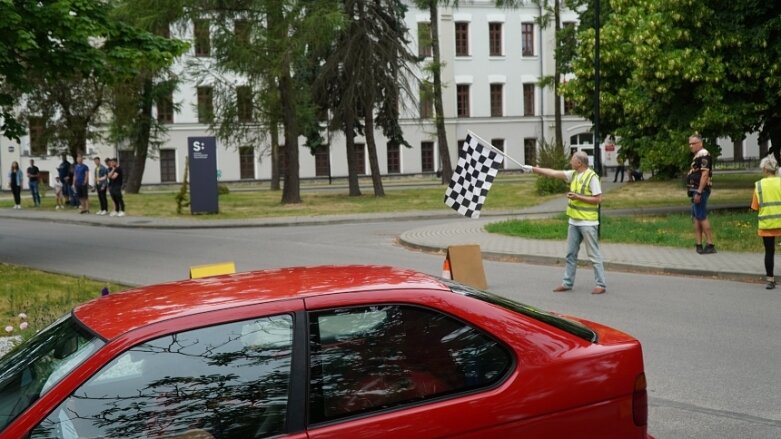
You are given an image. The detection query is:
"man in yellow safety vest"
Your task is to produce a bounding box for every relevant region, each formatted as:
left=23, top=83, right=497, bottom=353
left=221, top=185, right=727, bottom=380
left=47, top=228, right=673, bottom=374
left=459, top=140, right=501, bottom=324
left=522, top=151, right=607, bottom=294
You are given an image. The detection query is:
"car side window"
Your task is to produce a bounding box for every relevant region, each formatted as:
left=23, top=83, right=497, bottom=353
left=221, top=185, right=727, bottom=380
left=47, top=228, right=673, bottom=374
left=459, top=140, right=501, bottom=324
left=309, top=305, right=512, bottom=423
left=30, top=314, right=294, bottom=439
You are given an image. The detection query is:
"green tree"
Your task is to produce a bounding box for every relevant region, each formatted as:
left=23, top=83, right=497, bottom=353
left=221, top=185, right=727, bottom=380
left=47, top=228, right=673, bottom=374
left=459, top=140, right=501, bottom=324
left=0, top=0, right=112, bottom=139
left=1, top=1, right=183, bottom=153
left=413, top=0, right=455, bottom=185
left=565, top=0, right=781, bottom=176
left=108, top=1, right=188, bottom=193
left=186, top=0, right=342, bottom=204
left=7, top=1, right=186, bottom=174
left=316, top=0, right=417, bottom=197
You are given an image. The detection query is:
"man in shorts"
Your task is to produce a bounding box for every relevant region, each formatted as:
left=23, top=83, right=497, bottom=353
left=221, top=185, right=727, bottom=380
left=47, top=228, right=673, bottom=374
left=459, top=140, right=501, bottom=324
left=687, top=134, right=716, bottom=254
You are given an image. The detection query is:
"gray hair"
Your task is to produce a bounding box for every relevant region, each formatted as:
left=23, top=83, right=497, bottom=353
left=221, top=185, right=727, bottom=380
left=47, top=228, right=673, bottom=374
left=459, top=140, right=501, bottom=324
left=572, top=151, right=590, bottom=166
left=760, top=155, right=778, bottom=173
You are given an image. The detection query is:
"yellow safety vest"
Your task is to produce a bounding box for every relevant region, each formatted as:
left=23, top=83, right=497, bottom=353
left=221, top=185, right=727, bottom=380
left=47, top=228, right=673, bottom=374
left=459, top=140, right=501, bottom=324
left=566, top=169, right=600, bottom=221
left=756, top=177, right=781, bottom=230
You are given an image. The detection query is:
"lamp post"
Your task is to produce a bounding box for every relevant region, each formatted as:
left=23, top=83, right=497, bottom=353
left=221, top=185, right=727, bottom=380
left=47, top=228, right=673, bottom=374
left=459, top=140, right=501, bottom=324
left=593, top=0, right=601, bottom=176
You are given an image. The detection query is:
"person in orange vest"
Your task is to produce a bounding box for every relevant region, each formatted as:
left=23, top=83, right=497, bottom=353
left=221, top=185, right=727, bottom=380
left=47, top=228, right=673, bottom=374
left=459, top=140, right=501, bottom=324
left=751, top=155, right=781, bottom=290
left=522, top=151, right=606, bottom=294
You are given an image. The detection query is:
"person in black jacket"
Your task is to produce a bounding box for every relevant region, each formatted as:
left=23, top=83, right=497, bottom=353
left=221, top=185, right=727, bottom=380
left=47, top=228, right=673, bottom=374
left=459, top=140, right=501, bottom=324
left=107, top=158, right=125, bottom=217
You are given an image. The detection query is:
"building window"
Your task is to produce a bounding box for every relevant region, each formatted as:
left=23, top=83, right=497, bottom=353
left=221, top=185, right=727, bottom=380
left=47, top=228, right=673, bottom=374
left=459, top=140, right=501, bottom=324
left=455, top=22, right=469, bottom=57
left=160, top=149, right=176, bottom=183
left=156, top=92, right=174, bottom=124
left=234, top=19, right=250, bottom=46
left=419, top=85, right=433, bottom=119
left=489, top=22, right=502, bottom=56
left=194, top=19, right=210, bottom=57
left=239, top=146, right=254, bottom=179
left=522, top=22, right=534, bottom=57
left=524, top=138, right=537, bottom=165
left=490, top=83, right=503, bottom=117
left=354, top=143, right=366, bottom=175
left=387, top=142, right=400, bottom=174
left=315, top=146, right=330, bottom=177
left=197, top=86, right=214, bottom=123
left=570, top=133, right=594, bottom=145
left=491, top=139, right=505, bottom=169
left=523, top=83, right=535, bottom=116
left=28, top=117, right=46, bottom=156
left=237, top=86, right=253, bottom=123
left=418, top=22, right=432, bottom=57
left=421, top=141, right=435, bottom=173
left=456, top=84, right=470, bottom=118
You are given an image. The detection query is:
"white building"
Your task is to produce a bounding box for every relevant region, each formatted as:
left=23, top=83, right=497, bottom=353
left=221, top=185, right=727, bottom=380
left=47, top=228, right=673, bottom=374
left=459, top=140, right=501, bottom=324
left=0, top=1, right=762, bottom=188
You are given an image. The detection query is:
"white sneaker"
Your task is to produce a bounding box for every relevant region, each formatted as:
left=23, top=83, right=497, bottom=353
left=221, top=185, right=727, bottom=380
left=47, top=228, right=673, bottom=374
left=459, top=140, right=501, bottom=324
left=100, top=210, right=107, bottom=215
left=117, top=211, right=125, bottom=217
left=109, top=211, right=117, bottom=217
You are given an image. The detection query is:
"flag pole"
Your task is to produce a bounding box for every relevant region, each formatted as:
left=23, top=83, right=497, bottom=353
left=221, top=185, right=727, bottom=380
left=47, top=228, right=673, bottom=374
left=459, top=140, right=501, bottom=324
left=467, top=130, right=526, bottom=168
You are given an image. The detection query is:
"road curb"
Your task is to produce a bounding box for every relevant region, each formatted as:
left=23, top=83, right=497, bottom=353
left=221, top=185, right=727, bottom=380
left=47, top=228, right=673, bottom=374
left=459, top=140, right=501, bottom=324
left=397, top=236, right=764, bottom=285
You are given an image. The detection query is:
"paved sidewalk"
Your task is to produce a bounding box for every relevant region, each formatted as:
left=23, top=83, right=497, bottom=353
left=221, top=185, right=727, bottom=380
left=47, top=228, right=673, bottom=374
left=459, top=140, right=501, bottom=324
left=0, top=182, right=763, bottom=284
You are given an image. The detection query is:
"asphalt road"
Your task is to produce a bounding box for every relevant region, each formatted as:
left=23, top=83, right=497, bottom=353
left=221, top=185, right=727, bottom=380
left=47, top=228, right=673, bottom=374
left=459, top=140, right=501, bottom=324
left=1, top=217, right=779, bottom=438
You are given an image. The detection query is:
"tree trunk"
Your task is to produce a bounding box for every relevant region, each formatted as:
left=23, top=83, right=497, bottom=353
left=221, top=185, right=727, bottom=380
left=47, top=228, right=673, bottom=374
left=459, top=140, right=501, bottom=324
left=364, top=106, right=384, bottom=197
left=429, top=2, right=453, bottom=184
left=345, top=117, right=361, bottom=196
left=279, top=71, right=301, bottom=204
left=270, top=120, right=280, bottom=191
left=268, top=4, right=300, bottom=204
left=125, top=77, right=154, bottom=194
left=553, top=0, right=564, bottom=149
left=66, top=119, right=88, bottom=159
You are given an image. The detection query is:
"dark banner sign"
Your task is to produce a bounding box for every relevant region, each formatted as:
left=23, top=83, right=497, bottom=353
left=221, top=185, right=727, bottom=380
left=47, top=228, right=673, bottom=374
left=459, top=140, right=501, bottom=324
left=188, top=137, right=219, bottom=214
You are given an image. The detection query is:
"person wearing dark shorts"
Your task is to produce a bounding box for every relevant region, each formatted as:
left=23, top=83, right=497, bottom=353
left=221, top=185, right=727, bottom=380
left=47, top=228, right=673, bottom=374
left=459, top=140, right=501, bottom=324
left=687, top=134, right=716, bottom=254
left=73, top=155, right=90, bottom=214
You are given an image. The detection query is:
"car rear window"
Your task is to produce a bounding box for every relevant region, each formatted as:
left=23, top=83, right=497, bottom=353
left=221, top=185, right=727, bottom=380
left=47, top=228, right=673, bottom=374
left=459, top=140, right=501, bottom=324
left=308, top=304, right=513, bottom=423
left=447, top=281, right=598, bottom=343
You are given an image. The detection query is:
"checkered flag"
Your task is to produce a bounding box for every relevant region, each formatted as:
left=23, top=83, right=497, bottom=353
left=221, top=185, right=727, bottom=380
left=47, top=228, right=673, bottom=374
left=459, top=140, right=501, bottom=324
left=444, top=134, right=504, bottom=218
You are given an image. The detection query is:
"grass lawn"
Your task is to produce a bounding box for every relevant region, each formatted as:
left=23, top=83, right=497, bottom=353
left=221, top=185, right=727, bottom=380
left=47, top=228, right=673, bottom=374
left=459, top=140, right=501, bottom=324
left=601, top=172, right=756, bottom=209
left=0, top=174, right=557, bottom=219
left=487, top=210, right=760, bottom=252
left=0, top=264, right=127, bottom=338
left=485, top=171, right=761, bottom=252
left=1, top=171, right=759, bottom=218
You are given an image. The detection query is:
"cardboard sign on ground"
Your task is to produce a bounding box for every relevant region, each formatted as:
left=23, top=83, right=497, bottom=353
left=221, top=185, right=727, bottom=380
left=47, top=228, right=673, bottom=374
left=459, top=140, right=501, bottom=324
left=446, top=244, right=487, bottom=290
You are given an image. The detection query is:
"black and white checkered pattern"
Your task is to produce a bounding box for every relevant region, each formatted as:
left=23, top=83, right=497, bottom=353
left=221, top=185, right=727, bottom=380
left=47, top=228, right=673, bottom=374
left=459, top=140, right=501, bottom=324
left=444, top=134, right=504, bottom=218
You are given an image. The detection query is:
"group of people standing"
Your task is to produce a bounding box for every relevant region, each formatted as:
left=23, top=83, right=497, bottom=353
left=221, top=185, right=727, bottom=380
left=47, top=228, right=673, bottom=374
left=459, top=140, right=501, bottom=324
left=7, top=153, right=124, bottom=216
left=520, top=132, right=776, bottom=293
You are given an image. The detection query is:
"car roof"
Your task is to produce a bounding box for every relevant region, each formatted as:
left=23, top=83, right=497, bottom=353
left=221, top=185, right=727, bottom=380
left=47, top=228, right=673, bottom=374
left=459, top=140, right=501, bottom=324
left=74, top=265, right=449, bottom=340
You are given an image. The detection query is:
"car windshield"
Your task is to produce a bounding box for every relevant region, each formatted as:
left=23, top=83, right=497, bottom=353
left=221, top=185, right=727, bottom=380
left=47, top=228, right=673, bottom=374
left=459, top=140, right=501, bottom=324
left=0, top=313, right=103, bottom=431
left=446, top=281, right=598, bottom=343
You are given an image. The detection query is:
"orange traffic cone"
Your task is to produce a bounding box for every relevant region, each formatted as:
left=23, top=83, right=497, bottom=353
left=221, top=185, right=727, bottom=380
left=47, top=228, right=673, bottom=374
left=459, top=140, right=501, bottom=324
left=442, top=258, right=452, bottom=279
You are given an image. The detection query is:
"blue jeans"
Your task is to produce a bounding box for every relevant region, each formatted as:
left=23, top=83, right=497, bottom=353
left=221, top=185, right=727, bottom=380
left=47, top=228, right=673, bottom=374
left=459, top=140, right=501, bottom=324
left=28, top=181, right=41, bottom=206
left=563, top=224, right=606, bottom=289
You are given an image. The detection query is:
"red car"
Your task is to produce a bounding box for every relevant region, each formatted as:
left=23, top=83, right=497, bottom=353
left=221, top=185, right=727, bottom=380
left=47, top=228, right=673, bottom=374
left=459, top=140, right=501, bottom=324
left=0, top=265, right=651, bottom=438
